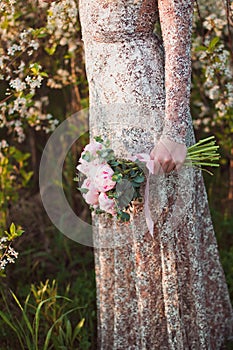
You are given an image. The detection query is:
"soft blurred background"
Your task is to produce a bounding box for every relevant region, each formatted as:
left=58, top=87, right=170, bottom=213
left=0, top=0, right=232, bottom=349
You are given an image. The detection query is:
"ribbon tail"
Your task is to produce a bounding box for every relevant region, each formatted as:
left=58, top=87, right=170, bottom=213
left=144, top=173, right=154, bottom=238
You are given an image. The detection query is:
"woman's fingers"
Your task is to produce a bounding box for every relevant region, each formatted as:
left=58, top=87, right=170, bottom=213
left=166, top=160, right=176, bottom=173
left=152, top=155, right=163, bottom=175
left=150, top=137, right=187, bottom=174
left=150, top=155, right=172, bottom=175
left=158, top=156, right=176, bottom=174
left=175, top=161, right=184, bottom=172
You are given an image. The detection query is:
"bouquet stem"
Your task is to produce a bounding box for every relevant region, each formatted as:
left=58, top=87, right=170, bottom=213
left=185, top=136, right=220, bottom=175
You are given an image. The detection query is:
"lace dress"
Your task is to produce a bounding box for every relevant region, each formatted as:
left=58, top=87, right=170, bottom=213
left=78, top=0, right=233, bottom=349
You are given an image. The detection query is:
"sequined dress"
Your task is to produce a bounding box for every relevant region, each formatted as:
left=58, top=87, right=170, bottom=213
left=78, top=1, right=233, bottom=349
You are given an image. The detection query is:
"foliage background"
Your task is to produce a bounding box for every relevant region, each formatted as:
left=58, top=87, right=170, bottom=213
left=0, top=0, right=232, bottom=348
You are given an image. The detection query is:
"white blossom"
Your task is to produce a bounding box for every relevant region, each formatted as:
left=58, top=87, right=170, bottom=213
left=29, top=40, right=39, bottom=50
left=25, top=75, right=43, bottom=90
left=0, top=260, right=7, bottom=269
left=9, top=77, right=26, bottom=92
left=7, top=43, right=21, bottom=56
left=13, top=60, right=25, bottom=74
left=8, top=246, right=18, bottom=258
left=7, top=256, right=15, bottom=264
left=208, top=86, right=220, bottom=100
left=13, top=97, right=27, bottom=112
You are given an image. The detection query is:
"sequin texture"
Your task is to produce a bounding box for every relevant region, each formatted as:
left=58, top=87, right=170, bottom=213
left=78, top=1, right=233, bottom=348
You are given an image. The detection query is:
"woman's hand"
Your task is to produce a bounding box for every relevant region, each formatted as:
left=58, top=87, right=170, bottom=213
left=150, top=137, right=187, bottom=175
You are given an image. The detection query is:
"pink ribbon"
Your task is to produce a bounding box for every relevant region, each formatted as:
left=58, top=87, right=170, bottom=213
left=128, top=153, right=155, bottom=238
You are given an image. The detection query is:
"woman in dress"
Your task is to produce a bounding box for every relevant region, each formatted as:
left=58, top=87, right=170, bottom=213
left=78, top=0, right=233, bottom=349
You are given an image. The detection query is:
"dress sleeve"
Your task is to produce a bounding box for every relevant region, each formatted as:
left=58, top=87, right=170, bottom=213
left=158, top=0, right=194, bottom=145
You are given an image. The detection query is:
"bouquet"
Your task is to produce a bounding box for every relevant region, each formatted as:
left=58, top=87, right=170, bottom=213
left=75, top=136, right=146, bottom=222
left=75, top=135, right=220, bottom=226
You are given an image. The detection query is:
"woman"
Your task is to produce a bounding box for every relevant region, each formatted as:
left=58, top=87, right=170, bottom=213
left=78, top=0, right=233, bottom=348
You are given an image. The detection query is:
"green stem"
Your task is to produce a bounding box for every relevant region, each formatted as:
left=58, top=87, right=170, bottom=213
left=186, top=155, right=220, bottom=161
left=187, top=146, right=219, bottom=156
left=186, top=161, right=220, bottom=167
left=190, top=165, right=215, bottom=175
left=187, top=136, right=216, bottom=150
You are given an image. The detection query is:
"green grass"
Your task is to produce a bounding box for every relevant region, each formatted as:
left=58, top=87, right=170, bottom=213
left=0, top=218, right=96, bottom=349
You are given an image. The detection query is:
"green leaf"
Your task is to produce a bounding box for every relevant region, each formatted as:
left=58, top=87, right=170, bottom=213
left=109, top=160, right=120, bottom=167
left=20, top=170, right=33, bottom=184
left=16, top=229, right=24, bottom=237
left=81, top=151, right=91, bottom=162
left=66, top=319, right=72, bottom=342
left=0, top=310, right=17, bottom=332
left=112, top=173, right=122, bottom=182
left=40, top=72, right=48, bottom=77
left=97, top=149, right=114, bottom=160
left=10, top=291, right=34, bottom=338
left=132, top=182, right=141, bottom=188
left=77, top=317, right=85, bottom=329
left=208, top=37, right=220, bottom=51
left=117, top=211, right=130, bottom=222
left=94, top=136, right=103, bottom=143
left=25, top=92, right=34, bottom=99
left=195, top=45, right=207, bottom=52
left=116, top=195, right=132, bottom=208
left=43, top=306, right=85, bottom=350
left=130, top=170, right=136, bottom=177
left=0, top=310, right=24, bottom=349
left=37, top=33, right=48, bottom=38
left=133, top=175, right=145, bottom=183
left=32, top=27, right=47, bottom=38
left=10, top=222, right=16, bottom=235
left=105, top=139, right=111, bottom=147
left=45, top=44, right=57, bottom=56
left=71, top=318, right=85, bottom=342
left=77, top=187, right=89, bottom=194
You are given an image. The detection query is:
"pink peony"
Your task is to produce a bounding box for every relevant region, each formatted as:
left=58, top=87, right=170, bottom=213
left=85, top=189, right=99, bottom=206
left=81, top=178, right=99, bottom=205
left=81, top=178, right=91, bottom=188
left=99, top=192, right=116, bottom=215
left=94, top=164, right=116, bottom=192
left=83, top=140, right=103, bottom=156
left=76, top=160, right=91, bottom=177
left=77, top=158, right=104, bottom=179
